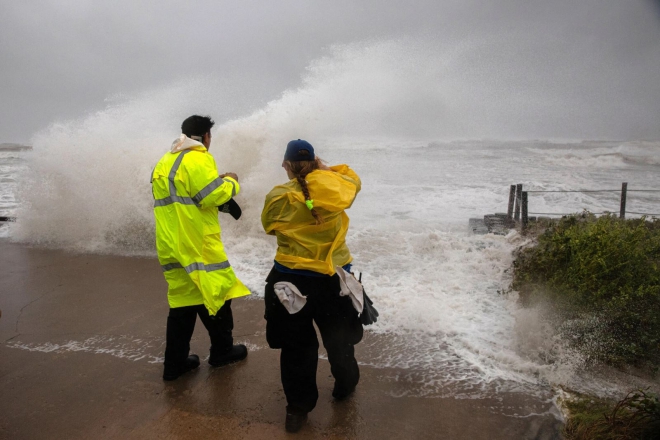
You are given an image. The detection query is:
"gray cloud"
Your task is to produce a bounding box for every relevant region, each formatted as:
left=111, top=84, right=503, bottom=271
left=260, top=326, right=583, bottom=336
left=1, top=0, right=659, bottom=142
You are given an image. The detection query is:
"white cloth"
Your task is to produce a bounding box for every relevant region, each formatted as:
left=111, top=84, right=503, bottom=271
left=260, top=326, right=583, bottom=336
left=170, top=134, right=205, bottom=153
left=336, top=267, right=364, bottom=313
left=273, top=282, right=307, bottom=314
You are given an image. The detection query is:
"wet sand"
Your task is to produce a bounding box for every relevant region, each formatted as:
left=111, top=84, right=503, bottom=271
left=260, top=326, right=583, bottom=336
left=0, top=241, right=562, bottom=439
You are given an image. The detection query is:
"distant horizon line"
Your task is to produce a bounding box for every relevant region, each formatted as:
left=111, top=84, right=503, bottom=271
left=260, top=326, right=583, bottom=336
left=2, top=138, right=660, bottom=150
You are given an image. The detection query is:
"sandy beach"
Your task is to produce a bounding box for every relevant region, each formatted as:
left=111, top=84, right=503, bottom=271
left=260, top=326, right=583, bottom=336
left=2, top=0, right=659, bottom=437
left=0, top=241, right=561, bottom=439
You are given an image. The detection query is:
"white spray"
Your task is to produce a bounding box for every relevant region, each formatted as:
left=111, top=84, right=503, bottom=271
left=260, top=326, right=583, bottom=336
left=10, top=38, right=660, bottom=398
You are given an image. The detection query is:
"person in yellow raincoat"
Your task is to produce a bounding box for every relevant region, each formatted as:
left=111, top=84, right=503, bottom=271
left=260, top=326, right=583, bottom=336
left=152, top=115, right=250, bottom=381
left=262, top=139, right=363, bottom=433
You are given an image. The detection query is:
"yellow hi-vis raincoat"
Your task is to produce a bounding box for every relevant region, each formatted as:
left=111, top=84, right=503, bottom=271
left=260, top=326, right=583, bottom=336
left=152, top=135, right=250, bottom=315
left=261, top=164, right=361, bottom=275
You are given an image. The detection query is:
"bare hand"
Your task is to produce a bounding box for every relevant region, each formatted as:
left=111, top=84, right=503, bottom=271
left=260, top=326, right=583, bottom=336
left=220, top=172, right=238, bottom=182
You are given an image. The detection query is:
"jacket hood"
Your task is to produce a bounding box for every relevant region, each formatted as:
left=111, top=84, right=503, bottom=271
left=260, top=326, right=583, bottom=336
left=305, top=171, right=357, bottom=212
left=274, top=166, right=360, bottom=213
left=170, top=134, right=206, bottom=153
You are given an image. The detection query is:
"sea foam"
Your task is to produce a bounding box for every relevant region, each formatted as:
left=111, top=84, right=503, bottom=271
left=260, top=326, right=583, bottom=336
left=7, top=38, right=660, bottom=398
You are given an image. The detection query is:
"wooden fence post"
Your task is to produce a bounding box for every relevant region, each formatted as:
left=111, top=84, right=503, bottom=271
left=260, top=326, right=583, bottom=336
left=522, top=191, right=528, bottom=232
left=620, top=182, right=627, bottom=219
left=507, top=185, right=516, bottom=222
left=514, top=183, right=523, bottom=222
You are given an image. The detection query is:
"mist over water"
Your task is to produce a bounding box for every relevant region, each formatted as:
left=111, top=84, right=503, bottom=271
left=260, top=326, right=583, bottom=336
left=7, top=35, right=660, bottom=399
left=3, top=0, right=660, bottom=142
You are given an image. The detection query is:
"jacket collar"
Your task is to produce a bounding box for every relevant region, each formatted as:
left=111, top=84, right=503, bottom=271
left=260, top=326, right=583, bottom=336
left=170, top=134, right=207, bottom=153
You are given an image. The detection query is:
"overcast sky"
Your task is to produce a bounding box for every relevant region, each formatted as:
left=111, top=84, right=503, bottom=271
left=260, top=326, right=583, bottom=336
left=1, top=0, right=660, bottom=143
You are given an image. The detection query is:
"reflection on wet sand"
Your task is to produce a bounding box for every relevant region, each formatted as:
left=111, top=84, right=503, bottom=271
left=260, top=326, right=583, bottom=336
left=0, top=241, right=562, bottom=439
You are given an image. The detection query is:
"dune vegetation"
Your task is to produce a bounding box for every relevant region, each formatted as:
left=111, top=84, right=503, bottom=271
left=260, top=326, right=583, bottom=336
left=510, top=213, right=660, bottom=439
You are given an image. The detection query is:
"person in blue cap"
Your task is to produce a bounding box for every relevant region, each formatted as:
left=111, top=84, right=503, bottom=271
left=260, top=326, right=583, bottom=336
left=261, top=139, right=364, bottom=433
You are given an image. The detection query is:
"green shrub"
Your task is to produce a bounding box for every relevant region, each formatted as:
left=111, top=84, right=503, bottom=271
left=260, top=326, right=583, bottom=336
left=512, top=213, right=660, bottom=367
left=563, top=389, right=660, bottom=440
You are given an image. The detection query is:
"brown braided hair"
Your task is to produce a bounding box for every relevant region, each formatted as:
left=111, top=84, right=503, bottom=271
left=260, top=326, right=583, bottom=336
left=283, top=152, right=325, bottom=225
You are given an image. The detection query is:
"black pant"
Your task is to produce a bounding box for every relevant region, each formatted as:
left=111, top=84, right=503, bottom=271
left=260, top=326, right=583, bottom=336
left=164, top=301, right=234, bottom=373
left=264, top=268, right=363, bottom=414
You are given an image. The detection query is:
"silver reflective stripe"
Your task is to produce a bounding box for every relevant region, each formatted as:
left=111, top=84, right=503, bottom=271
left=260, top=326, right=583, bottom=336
left=185, top=262, right=206, bottom=272
left=192, top=176, right=225, bottom=204
left=154, top=196, right=197, bottom=207
left=168, top=150, right=189, bottom=187
left=161, top=262, right=183, bottom=271
left=205, top=261, right=231, bottom=271
left=154, top=198, right=170, bottom=207
left=161, top=261, right=231, bottom=273
left=167, top=151, right=194, bottom=201
left=154, top=150, right=198, bottom=207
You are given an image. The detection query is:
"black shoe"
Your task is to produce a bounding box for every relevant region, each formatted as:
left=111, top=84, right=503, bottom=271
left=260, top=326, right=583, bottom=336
left=332, top=383, right=356, bottom=401
left=163, top=354, right=200, bottom=381
left=208, top=344, right=248, bottom=367
left=285, top=411, right=308, bottom=433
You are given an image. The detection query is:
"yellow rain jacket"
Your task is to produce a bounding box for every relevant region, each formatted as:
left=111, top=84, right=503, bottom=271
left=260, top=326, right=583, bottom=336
left=152, top=135, right=250, bottom=315
left=261, top=165, right=361, bottom=275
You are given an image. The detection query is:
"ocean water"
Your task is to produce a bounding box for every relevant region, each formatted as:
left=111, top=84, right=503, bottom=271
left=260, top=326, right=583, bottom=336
left=0, top=147, right=27, bottom=238
left=3, top=39, right=660, bottom=402
left=4, top=138, right=659, bottom=401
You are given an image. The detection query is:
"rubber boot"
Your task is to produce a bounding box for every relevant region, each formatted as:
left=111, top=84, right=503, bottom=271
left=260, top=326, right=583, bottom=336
left=208, top=344, right=248, bottom=367
left=163, top=354, right=200, bottom=381
left=285, top=411, right=308, bottom=433
left=332, top=382, right=356, bottom=401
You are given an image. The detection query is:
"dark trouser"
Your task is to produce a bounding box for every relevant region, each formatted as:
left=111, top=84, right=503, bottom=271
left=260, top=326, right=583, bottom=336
left=164, top=301, right=234, bottom=373
left=264, top=268, right=363, bottom=414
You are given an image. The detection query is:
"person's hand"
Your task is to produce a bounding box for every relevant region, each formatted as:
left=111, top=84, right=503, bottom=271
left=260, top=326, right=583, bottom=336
left=220, top=172, right=239, bottom=182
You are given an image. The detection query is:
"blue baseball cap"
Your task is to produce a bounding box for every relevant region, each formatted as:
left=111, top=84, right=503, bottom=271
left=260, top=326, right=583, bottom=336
left=284, top=139, right=315, bottom=162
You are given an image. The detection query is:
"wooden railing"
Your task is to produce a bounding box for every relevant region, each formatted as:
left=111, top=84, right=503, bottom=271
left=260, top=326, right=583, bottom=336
left=507, top=182, right=660, bottom=232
